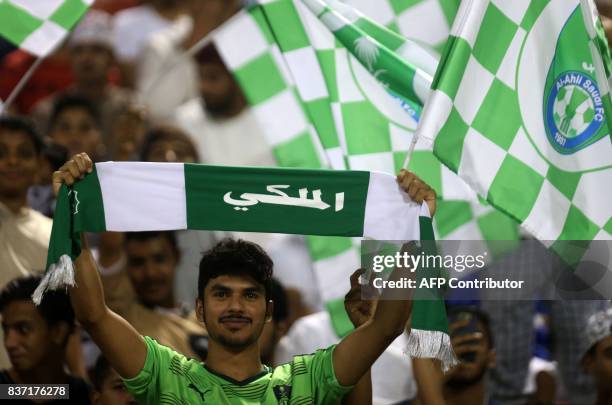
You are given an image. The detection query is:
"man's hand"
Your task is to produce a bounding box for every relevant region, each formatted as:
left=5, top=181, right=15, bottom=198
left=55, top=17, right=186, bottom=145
left=52, top=153, right=93, bottom=196
left=344, top=269, right=379, bottom=328
left=397, top=169, right=436, bottom=217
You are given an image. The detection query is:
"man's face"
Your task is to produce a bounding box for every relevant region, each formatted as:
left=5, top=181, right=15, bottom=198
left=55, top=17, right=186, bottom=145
left=197, top=275, right=271, bottom=350
left=0, top=130, right=38, bottom=199
left=197, top=63, right=237, bottom=115
left=70, top=43, right=113, bottom=84
left=585, top=336, right=612, bottom=391
left=446, top=320, right=495, bottom=387
left=126, top=236, right=178, bottom=308
left=146, top=139, right=197, bottom=163
left=92, top=368, right=137, bottom=405
left=50, top=107, right=102, bottom=159
left=2, top=301, right=64, bottom=372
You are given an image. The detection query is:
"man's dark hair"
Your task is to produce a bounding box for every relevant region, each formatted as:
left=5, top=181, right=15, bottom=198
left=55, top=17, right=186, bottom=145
left=49, top=93, right=102, bottom=132
left=194, top=43, right=225, bottom=67
left=139, top=125, right=200, bottom=162
left=0, top=115, right=44, bottom=154
left=89, top=355, right=113, bottom=391
left=0, top=275, right=76, bottom=330
left=124, top=231, right=179, bottom=254
left=42, top=143, right=69, bottom=171
left=269, top=278, right=288, bottom=323
left=198, top=239, right=273, bottom=300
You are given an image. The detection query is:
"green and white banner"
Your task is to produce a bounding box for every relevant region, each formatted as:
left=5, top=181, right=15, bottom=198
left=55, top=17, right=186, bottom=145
left=345, top=0, right=460, bottom=54
left=36, top=163, right=430, bottom=295
left=419, top=0, right=612, bottom=250
left=0, top=0, right=93, bottom=56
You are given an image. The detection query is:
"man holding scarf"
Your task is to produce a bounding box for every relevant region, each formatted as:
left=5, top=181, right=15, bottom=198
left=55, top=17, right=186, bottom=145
left=51, top=152, right=436, bottom=404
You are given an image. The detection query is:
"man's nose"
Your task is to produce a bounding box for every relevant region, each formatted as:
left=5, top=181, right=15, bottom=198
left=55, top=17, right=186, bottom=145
left=228, top=294, right=245, bottom=311
left=4, top=329, right=20, bottom=350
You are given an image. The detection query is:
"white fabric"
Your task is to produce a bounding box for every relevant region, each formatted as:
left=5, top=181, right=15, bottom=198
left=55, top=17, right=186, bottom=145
left=275, top=311, right=417, bottom=404
left=364, top=171, right=424, bottom=240
left=112, top=4, right=172, bottom=61
left=137, top=15, right=198, bottom=123
left=97, top=162, right=187, bottom=231
left=174, top=98, right=276, bottom=167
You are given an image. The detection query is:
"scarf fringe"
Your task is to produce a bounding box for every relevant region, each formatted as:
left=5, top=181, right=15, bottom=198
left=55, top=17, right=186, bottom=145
left=32, top=255, right=75, bottom=305
left=405, top=329, right=458, bottom=372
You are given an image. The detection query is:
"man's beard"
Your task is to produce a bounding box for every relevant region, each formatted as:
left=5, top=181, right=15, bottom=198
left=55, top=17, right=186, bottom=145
left=445, top=364, right=488, bottom=389
left=201, top=95, right=236, bottom=117
left=205, top=313, right=266, bottom=350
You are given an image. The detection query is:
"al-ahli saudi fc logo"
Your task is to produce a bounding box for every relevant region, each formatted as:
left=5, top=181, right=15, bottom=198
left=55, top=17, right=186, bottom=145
left=545, top=70, right=605, bottom=154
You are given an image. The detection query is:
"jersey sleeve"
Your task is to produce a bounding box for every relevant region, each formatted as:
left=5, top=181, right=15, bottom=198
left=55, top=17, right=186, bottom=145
left=304, top=344, right=354, bottom=404
left=122, top=336, right=176, bottom=403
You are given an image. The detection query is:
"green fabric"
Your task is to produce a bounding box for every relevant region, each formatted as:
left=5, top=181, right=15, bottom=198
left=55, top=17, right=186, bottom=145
left=184, top=164, right=370, bottom=237
left=427, top=0, right=612, bottom=247
left=45, top=166, right=106, bottom=270
left=123, top=337, right=352, bottom=405
left=0, top=0, right=90, bottom=56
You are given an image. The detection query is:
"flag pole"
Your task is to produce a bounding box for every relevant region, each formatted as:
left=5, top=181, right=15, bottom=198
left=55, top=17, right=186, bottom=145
left=1, top=56, right=44, bottom=115
left=402, top=130, right=419, bottom=169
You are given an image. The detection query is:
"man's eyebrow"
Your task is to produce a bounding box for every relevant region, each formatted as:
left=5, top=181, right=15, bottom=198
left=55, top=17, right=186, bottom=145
left=210, top=284, right=232, bottom=291
left=244, top=286, right=264, bottom=293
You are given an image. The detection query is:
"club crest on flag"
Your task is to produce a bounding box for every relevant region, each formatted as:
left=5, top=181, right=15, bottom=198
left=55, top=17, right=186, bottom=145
left=545, top=70, right=604, bottom=154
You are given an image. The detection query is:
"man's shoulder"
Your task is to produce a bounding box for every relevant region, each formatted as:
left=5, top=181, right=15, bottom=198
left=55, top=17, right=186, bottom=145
left=175, top=98, right=206, bottom=125
left=142, top=336, right=205, bottom=375
left=275, top=344, right=336, bottom=371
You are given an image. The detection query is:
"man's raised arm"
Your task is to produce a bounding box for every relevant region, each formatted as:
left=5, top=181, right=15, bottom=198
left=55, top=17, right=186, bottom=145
left=53, top=153, right=147, bottom=379
left=332, top=170, right=436, bottom=387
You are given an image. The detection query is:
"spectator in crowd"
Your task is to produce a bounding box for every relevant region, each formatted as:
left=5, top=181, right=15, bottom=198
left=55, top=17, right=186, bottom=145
left=0, top=116, right=52, bottom=369
left=582, top=308, right=612, bottom=405
left=412, top=306, right=496, bottom=405
left=259, top=278, right=290, bottom=366
left=136, top=1, right=241, bottom=122
left=47, top=94, right=105, bottom=160
left=97, top=231, right=208, bottom=360
left=32, top=10, right=136, bottom=151
left=0, top=116, right=51, bottom=286
left=174, top=43, right=322, bottom=313
left=480, top=241, right=601, bottom=404
left=111, top=104, right=148, bottom=161
left=139, top=125, right=199, bottom=163
left=52, top=153, right=435, bottom=404
left=89, top=355, right=136, bottom=405
left=138, top=125, right=219, bottom=311
left=27, top=143, right=68, bottom=218
left=444, top=307, right=496, bottom=405
left=0, top=276, right=91, bottom=404
left=113, top=0, right=188, bottom=88
left=175, top=43, right=275, bottom=167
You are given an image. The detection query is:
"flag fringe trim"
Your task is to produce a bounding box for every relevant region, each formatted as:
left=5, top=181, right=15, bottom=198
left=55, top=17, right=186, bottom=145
left=405, top=328, right=458, bottom=371
left=32, top=255, right=75, bottom=305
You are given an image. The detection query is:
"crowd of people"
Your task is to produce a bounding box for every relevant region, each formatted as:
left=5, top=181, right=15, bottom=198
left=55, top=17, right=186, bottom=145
left=1, top=1, right=611, bottom=404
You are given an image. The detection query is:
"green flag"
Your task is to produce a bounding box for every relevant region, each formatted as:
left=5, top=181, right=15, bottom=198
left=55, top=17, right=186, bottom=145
left=418, top=0, right=612, bottom=254
left=0, top=0, right=93, bottom=56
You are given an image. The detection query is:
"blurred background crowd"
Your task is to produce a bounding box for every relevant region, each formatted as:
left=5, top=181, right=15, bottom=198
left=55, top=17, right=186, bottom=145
left=1, top=1, right=612, bottom=404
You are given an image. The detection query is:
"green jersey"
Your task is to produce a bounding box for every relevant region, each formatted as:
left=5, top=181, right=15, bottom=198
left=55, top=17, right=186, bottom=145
left=123, top=336, right=353, bottom=404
